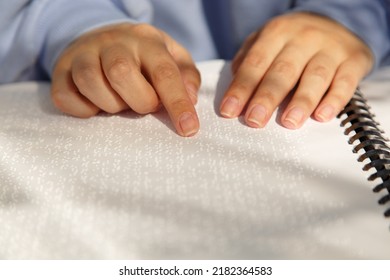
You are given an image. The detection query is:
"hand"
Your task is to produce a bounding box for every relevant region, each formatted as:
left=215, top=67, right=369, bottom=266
left=51, top=23, right=201, bottom=137
left=220, top=12, right=374, bottom=129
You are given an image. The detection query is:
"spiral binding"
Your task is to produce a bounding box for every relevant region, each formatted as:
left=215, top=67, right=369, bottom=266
left=338, top=88, right=390, bottom=218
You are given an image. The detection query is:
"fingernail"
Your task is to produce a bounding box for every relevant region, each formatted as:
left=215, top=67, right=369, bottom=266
left=186, top=83, right=198, bottom=105
left=316, top=104, right=335, bottom=122
left=221, top=96, right=239, bottom=118
left=179, top=112, right=198, bottom=137
left=284, top=107, right=305, bottom=129
left=247, top=104, right=267, bottom=128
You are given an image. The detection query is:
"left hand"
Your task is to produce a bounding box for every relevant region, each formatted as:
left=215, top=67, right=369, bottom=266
left=220, top=12, right=374, bottom=129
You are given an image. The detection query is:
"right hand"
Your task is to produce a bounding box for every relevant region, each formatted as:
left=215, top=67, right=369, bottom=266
left=51, top=23, right=201, bottom=137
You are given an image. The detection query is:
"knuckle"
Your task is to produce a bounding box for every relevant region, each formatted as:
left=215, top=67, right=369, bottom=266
left=300, top=26, right=321, bottom=40
left=326, top=91, right=352, bottom=111
left=353, top=50, right=374, bottom=72
left=100, top=98, right=128, bottom=114
left=73, top=65, right=99, bottom=88
left=294, top=95, right=317, bottom=110
left=152, top=61, right=179, bottom=83
left=180, top=65, right=201, bottom=85
left=309, top=64, right=330, bottom=82
left=258, top=88, right=279, bottom=106
left=230, top=80, right=253, bottom=96
left=96, top=31, right=116, bottom=43
left=359, top=48, right=374, bottom=63
left=263, top=16, right=288, bottom=33
left=106, top=58, right=132, bottom=85
left=243, top=52, right=267, bottom=69
left=329, top=91, right=349, bottom=105
left=272, top=60, right=297, bottom=79
left=131, top=23, right=161, bottom=39
left=337, top=74, right=357, bottom=89
left=169, top=98, right=191, bottom=111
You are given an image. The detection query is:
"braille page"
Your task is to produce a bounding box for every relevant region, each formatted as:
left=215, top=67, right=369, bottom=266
left=0, top=60, right=389, bottom=259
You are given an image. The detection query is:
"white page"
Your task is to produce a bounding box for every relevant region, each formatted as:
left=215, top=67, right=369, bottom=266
left=0, top=60, right=389, bottom=259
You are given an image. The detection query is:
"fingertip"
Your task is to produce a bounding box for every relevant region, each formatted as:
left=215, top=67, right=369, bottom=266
left=281, top=107, right=305, bottom=130
left=177, top=111, right=199, bottom=137
left=220, top=96, right=240, bottom=118
left=314, top=104, right=336, bottom=122
left=245, top=104, right=268, bottom=128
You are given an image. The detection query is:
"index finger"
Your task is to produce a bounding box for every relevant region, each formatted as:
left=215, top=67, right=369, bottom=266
left=141, top=43, right=199, bottom=137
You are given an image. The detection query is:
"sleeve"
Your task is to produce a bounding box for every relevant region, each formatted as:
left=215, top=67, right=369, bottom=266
left=0, top=0, right=153, bottom=83
left=291, top=0, right=390, bottom=70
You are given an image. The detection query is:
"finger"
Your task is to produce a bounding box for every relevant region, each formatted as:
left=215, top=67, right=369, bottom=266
left=280, top=53, right=338, bottom=129
left=244, top=44, right=316, bottom=128
left=141, top=42, right=199, bottom=137
left=220, top=35, right=285, bottom=119
left=163, top=34, right=201, bottom=105
left=51, top=69, right=100, bottom=118
left=71, top=52, right=128, bottom=114
left=231, top=31, right=258, bottom=74
left=101, top=45, right=160, bottom=114
left=314, top=56, right=369, bottom=122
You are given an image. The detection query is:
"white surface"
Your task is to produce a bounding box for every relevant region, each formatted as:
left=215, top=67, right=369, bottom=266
left=0, top=60, right=389, bottom=259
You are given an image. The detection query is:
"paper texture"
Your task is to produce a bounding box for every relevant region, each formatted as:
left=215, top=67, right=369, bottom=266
left=0, top=60, right=389, bottom=259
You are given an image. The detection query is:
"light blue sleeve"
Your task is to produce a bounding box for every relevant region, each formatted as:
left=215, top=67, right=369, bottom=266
left=1, top=0, right=389, bottom=83
left=292, top=0, right=390, bottom=70
left=0, top=0, right=153, bottom=83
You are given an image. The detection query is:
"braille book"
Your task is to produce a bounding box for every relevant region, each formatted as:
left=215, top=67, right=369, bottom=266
left=1, top=60, right=389, bottom=259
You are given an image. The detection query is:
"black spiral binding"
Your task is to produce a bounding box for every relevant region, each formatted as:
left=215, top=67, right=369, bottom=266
left=338, top=88, right=390, bottom=219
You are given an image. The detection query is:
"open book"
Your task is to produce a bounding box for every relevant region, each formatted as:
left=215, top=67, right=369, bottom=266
left=0, top=60, right=389, bottom=259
